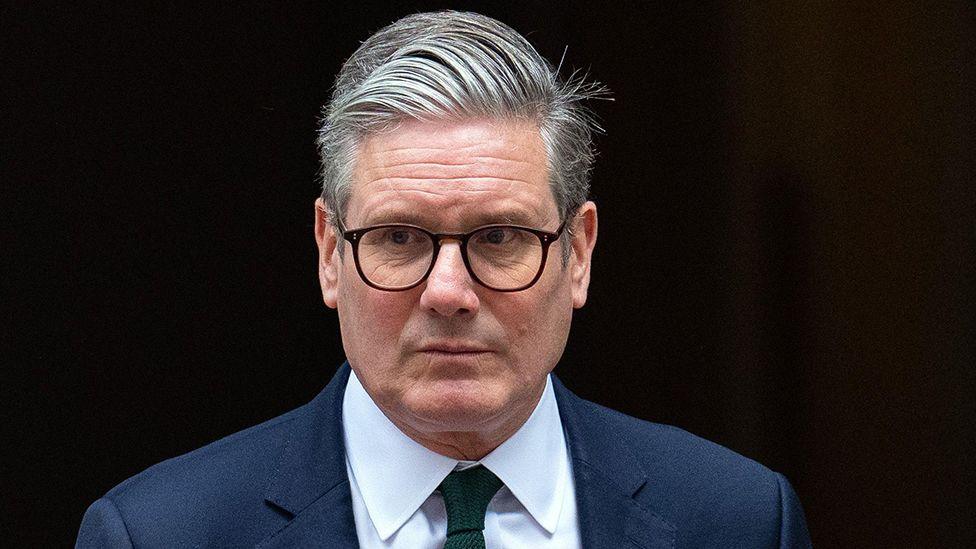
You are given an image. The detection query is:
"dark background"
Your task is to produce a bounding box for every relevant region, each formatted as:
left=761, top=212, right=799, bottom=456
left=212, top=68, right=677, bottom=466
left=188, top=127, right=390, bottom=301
left=5, top=2, right=974, bottom=546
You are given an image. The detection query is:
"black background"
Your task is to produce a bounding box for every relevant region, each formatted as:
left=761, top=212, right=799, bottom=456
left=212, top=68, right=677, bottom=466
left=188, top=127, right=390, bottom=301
left=5, top=2, right=974, bottom=547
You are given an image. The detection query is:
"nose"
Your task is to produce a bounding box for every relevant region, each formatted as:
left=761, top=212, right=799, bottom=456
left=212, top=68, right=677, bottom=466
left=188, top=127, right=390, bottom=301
left=418, top=240, right=480, bottom=317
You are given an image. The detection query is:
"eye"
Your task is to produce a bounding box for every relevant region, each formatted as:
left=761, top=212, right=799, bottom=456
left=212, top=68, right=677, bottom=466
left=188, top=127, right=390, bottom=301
left=389, top=229, right=412, bottom=245
left=480, top=228, right=512, bottom=245
left=361, top=226, right=427, bottom=249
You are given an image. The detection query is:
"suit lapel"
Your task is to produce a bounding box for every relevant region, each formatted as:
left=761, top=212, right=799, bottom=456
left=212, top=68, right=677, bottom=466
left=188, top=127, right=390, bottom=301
left=257, top=484, right=358, bottom=548
left=257, top=363, right=359, bottom=548
left=553, top=376, right=676, bottom=549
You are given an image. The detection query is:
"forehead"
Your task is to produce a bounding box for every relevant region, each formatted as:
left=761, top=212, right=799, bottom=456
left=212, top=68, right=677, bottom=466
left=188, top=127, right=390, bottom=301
left=347, top=118, right=555, bottom=229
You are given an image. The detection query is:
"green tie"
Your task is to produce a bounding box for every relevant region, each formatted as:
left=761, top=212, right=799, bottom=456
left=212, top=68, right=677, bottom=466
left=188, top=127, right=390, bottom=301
left=437, top=465, right=504, bottom=549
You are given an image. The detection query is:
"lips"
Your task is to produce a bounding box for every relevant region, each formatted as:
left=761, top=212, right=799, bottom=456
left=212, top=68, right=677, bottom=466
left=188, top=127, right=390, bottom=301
left=418, top=341, right=492, bottom=354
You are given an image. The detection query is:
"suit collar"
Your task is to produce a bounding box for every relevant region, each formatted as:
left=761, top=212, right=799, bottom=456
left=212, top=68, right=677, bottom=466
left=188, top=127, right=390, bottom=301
left=258, top=363, right=359, bottom=548
left=552, top=375, right=676, bottom=549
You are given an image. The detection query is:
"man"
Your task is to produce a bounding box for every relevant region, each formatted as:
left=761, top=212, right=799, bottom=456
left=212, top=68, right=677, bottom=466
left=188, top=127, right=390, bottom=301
left=77, top=11, right=812, bottom=548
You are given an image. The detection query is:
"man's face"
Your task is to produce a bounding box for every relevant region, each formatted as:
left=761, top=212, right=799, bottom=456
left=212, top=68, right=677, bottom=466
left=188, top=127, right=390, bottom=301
left=315, top=119, right=597, bottom=440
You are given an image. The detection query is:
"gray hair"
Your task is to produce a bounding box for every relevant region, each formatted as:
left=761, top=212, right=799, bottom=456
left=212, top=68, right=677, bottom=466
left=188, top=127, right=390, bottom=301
left=316, top=10, right=605, bottom=259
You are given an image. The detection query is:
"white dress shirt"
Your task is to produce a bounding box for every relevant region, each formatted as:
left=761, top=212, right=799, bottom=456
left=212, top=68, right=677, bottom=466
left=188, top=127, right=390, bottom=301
left=342, top=369, right=581, bottom=548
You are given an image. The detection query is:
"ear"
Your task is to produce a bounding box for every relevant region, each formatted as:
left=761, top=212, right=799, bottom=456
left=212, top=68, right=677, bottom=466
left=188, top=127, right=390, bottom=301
left=569, top=201, right=598, bottom=308
left=314, top=197, right=340, bottom=309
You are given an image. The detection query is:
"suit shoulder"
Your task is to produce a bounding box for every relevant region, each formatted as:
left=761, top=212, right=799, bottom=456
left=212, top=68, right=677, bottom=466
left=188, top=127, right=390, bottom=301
left=94, top=403, right=308, bottom=545
left=108, top=404, right=301, bottom=498
left=573, top=397, right=777, bottom=482
left=567, top=397, right=802, bottom=547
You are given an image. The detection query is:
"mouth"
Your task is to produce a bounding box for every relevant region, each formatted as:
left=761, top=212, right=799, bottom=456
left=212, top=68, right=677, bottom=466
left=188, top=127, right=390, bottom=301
left=420, top=350, right=493, bottom=358
left=418, top=342, right=493, bottom=356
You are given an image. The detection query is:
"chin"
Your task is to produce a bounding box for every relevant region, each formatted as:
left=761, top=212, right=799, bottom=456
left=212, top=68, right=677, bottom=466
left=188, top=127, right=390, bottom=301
left=405, top=381, right=507, bottom=431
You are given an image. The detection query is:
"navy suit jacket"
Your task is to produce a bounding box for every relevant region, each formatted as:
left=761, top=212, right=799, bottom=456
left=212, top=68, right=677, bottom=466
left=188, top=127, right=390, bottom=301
left=77, top=363, right=813, bottom=548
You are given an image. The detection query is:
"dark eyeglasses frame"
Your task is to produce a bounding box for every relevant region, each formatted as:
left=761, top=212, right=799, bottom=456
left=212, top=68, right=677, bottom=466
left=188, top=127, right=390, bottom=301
left=341, top=219, right=567, bottom=292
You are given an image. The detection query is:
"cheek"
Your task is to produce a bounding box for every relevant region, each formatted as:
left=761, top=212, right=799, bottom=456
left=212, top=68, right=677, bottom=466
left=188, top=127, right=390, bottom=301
left=500, top=277, right=574, bottom=371
left=336, top=272, right=414, bottom=361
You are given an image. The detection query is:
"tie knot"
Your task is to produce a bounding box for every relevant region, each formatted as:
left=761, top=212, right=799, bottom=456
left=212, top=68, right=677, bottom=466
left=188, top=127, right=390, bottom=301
left=438, top=465, right=504, bottom=538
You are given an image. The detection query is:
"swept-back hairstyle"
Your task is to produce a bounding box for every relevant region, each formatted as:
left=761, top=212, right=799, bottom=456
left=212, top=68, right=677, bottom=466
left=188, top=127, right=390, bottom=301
left=316, top=11, right=604, bottom=257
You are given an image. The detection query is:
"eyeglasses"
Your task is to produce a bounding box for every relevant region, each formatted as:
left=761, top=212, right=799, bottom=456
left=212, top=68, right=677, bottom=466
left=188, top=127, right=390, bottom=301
left=341, top=219, right=567, bottom=292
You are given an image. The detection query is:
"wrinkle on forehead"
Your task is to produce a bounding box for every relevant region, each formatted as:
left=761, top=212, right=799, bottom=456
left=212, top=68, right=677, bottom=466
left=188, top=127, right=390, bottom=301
left=359, top=124, right=544, bottom=185
left=372, top=147, right=539, bottom=167
left=347, top=119, right=555, bottom=229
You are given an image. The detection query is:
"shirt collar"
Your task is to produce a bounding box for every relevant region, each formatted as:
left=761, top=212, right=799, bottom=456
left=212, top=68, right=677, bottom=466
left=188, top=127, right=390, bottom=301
left=480, top=374, right=568, bottom=534
left=342, top=370, right=456, bottom=540
left=342, top=370, right=568, bottom=539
